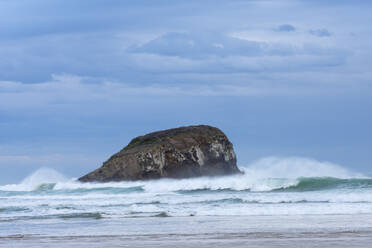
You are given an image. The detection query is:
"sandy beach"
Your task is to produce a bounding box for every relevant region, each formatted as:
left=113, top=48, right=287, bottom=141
left=2, top=215, right=372, bottom=247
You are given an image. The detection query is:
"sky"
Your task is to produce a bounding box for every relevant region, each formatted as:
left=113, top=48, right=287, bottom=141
left=0, top=0, right=371, bottom=183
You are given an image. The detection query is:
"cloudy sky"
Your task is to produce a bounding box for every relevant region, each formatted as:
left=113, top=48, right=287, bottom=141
left=0, top=0, right=371, bottom=183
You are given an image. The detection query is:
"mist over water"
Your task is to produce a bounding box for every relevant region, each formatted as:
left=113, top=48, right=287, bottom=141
left=0, top=157, right=366, bottom=192
left=0, top=168, right=68, bottom=192
left=1, top=157, right=372, bottom=231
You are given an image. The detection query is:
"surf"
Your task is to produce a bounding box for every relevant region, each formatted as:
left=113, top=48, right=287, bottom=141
left=0, top=157, right=369, bottom=194
left=0, top=157, right=371, bottom=221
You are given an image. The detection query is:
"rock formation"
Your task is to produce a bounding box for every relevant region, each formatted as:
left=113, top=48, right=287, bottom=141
left=79, top=125, right=241, bottom=182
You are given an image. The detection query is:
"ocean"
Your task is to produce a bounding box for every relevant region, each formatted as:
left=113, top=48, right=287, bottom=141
left=1, top=157, right=372, bottom=247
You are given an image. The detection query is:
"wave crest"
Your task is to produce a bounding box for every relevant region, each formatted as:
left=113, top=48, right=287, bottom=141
left=0, top=168, right=67, bottom=191
left=0, top=157, right=367, bottom=193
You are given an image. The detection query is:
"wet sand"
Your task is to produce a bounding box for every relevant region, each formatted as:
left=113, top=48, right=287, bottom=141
left=2, top=214, right=372, bottom=247
left=2, top=231, right=372, bottom=248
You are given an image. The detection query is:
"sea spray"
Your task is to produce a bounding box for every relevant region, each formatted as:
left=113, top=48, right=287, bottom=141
left=0, top=168, right=67, bottom=192
left=0, top=157, right=366, bottom=193
left=1, top=157, right=371, bottom=221
left=243, top=156, right=363, bottom=179
left=60, top=156, right=365, bottom=193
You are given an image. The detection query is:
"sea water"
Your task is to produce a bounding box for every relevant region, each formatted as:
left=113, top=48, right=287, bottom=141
left=1, top=157, right=372, bottom=247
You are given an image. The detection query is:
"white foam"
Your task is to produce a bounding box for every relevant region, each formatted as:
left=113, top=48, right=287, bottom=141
left=0, top=158, right=371, bottom=221
left=137, top=156, right=363, bottom=192
left=0, top=168, right=67, bottom=191
left=0, top=156, right=365, bottom=193
left=243, top=156, right=362, bottom=179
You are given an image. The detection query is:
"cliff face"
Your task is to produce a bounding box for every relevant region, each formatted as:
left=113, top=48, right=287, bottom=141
left=79, top=125, right=241, bottom=182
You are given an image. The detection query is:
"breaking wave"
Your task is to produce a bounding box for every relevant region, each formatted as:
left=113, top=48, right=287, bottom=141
left=0, top=157, right=368, bottom=194
left=1, top=157, right=372, bottom=220
left=0, top=168, right=67, bottom=192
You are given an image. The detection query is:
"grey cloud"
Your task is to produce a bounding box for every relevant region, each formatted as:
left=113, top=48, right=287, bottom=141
left=0, top=0, right=366, bottom=85
left=0, top=0, right=251, bottom=40
left=309, top=29, right=332, bottom=37
left=128, top=32, right=350, bottom=72
left=128, top=32, right=296, bottom=59
left=0, top=27, right=351, bottom=85
left=0, top=1, right=176, bottom=39
left=275, top=24, right=296, bottom=32
left=130, top=53, right=348, bottom=75
left=0, top=32, right=142, bottom=82
left=0, top=72, right=367, bottom=114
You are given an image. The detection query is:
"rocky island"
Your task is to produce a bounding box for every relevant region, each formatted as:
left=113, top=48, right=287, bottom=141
left=79, top=125, right=241, bottom=182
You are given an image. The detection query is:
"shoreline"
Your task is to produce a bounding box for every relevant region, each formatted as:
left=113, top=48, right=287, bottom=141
left=2, top=229, right=372, bottom=248
left=2, top=214, right=372, bottom=247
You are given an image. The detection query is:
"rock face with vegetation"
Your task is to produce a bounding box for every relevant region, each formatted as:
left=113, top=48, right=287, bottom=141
left=79, top=125, right=241, bottom=182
